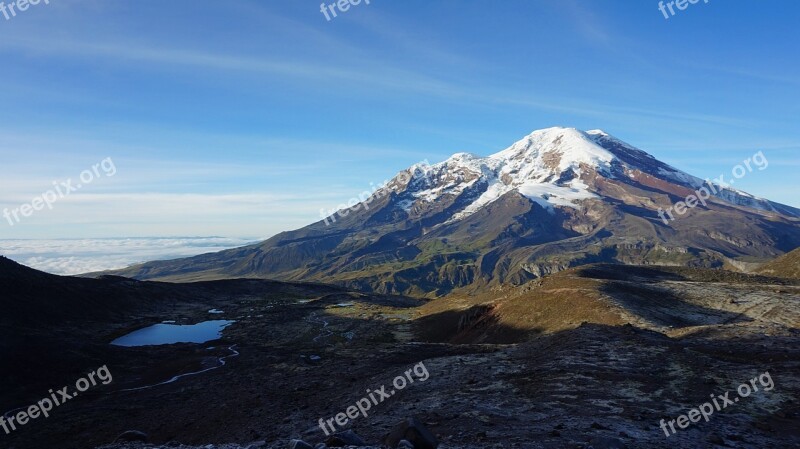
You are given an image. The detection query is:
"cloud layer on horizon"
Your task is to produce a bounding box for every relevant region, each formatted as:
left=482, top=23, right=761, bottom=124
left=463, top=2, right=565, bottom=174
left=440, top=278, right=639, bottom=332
left=0, top=237, right=257, bottom=275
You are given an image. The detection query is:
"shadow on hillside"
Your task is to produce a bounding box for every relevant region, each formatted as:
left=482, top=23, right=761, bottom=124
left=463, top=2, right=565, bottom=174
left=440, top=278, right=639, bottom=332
left=414, top=303, right=540, bottom=344
left=599, top=280, right=751, bottom=328
left=572, top=264, right=688, bottom=282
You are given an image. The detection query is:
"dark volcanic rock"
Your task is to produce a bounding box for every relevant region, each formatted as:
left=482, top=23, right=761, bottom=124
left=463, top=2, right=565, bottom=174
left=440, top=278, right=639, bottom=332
left=114, top=431, right=149, bottom=443
left=324, top=430, right=367, bottom=447
left=383, top=418, right=438, bottom=449
left=588, top=436, right=627, bottom=449
left=287, top=439, right=313, bottom=449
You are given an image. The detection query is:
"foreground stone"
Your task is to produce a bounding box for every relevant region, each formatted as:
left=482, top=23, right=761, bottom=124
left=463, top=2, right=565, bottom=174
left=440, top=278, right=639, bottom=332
left=114, top=431, right=149, bottom=443
left=325, top=429, right=368, bottom=447
left=383, top=418, right=439, bottom=449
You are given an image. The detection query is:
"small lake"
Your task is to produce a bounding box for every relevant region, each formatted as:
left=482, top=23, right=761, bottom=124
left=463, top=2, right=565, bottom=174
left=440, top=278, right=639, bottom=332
left=111, top=320, right=235, bottom=347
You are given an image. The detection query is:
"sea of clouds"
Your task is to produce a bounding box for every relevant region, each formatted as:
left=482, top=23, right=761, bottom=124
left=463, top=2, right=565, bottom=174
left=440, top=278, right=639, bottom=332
left=0, top=237, right=259, bottom=275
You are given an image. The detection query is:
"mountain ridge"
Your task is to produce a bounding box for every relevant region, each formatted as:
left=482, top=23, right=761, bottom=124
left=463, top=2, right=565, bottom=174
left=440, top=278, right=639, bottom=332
left=100, top=127, right=800, bottom=296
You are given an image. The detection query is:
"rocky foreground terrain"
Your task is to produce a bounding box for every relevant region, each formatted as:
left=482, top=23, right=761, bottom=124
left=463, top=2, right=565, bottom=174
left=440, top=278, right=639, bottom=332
left=2, top=256, right=799, bottom=449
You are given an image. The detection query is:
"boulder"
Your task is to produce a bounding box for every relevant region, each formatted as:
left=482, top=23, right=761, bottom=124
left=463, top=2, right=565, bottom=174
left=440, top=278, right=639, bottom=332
left=384, top=418, right=438, bottom=449
left=325, top=430, right=367, bottom=447
left=288, top=439, right=314, bottom=449
left=114, top=430, right=149, bottom=443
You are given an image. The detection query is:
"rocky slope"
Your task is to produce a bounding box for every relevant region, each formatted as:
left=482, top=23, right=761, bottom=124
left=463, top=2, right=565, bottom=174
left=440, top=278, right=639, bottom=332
left=102, top=128, right=800, bottom=296
left=756, top=247, right=800, bottom=279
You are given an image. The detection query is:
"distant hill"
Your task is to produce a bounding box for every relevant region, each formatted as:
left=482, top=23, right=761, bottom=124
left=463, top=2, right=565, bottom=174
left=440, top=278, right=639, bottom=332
left=0, top=255, right=142, bottom=326
left=756, top=247, right=800, bottom=279
left=0, top=255, right=345, bottom=327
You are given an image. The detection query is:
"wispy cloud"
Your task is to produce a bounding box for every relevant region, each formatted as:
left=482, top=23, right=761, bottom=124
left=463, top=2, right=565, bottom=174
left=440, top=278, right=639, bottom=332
left=0, top=30, right=753, bottom=132
left=0, top=37, right=462, bottom=98
left=553, top=0, right=612, bottom=46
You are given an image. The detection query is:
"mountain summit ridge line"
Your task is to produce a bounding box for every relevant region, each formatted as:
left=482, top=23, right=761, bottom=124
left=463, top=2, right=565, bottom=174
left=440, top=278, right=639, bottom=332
left=99, top=127, right=800, bottom=297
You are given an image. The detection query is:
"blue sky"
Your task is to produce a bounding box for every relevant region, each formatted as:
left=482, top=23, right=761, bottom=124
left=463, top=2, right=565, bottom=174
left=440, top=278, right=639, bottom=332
left=1, top=0, right=798, bottom=239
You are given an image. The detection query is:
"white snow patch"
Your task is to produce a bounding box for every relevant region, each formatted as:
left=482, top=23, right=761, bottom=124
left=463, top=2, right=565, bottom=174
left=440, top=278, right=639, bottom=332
left=396, top=199, right=414, bottom=212
left=518, top=180, right=599, bottom=211
left=490, top=127, right=616, bottom=174
left=449, top=179, right=507, bottom=221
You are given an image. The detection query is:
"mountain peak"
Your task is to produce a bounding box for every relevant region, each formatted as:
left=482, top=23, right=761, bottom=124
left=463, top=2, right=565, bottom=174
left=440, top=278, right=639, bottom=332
left=410, top=127, right=619, bottom=222
left=108, top=128, right=800, bottom=298
left=393, top=127, right=799, bottom=224
left=490, top=127, right=617, bottom=176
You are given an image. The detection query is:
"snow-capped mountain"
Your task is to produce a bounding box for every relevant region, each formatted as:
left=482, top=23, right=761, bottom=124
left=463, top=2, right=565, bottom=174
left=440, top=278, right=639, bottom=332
left=106, top=127, right=800, bottom=296
left=391, top=127, right=794, bottom=224
left=404, top=128, right=609, bottom=220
